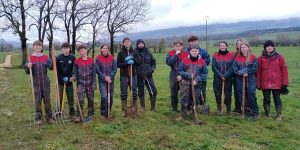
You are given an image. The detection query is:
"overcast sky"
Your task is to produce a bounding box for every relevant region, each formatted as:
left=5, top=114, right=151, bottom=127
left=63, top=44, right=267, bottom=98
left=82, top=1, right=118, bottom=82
left=1, top=0, right=300, bottom=41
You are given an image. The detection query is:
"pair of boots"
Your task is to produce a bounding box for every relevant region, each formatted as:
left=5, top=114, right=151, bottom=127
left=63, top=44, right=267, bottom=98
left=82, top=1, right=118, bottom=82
left=139, top=96, right=156, bottom=112
left=217, top=104, right=231, bottom=115
left=121, top=97, right=139, bottom=117
left=264, top=104, right=282, bottom=120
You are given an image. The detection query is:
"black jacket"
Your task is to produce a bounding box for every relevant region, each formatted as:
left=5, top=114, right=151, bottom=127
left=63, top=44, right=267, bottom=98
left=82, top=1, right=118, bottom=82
left=134, top=47, right=156, bottom=78
left=56, top=54, right=76, bottom=85
left=117, top=46, right=137, bottom=77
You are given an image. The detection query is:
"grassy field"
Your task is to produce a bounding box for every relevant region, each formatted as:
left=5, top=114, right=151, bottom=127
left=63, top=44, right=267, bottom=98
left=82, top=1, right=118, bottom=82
left=0, top=46, right=299, bottom=149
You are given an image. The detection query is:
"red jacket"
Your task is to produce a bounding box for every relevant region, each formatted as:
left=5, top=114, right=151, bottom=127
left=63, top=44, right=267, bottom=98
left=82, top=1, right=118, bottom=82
left=257, top=52, right=289, bottom=89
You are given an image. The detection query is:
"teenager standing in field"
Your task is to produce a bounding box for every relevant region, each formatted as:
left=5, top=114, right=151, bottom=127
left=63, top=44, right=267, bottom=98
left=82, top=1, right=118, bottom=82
left=178, top=47, right=207, bottom=122
left=233, top=42, right=259, bottom=120
left=70, top=45, right=97, bottom=123
left=56, top=42, right=76, bottom=119
left=117, top=38, right=138, bottom=117
left=95, top=44, right=117, bottom=118
left=212, top=41, right=235, bottom=114
left=166, top=40, right=189, bottom=112
left=25, top=40, right=53, bottom=125
left=257, top=40, right=289, bottom=121
left=134, top=39, right=157, bottom=111
left=232, top=39, right=245, bottom=113
left=186, top=36, right=210, bottom=105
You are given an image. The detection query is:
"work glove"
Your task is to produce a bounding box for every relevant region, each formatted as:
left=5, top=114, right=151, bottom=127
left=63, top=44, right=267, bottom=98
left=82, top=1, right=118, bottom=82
left=126, top=59, right=134, bottom=65
left=280, top=85, right=289, bottom=95
left=125, top=55, right=133, bottom=61
left=63, top=77, right=69, bottom=83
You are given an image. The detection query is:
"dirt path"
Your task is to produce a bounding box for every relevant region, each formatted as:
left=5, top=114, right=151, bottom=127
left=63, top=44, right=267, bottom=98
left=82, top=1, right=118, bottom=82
left=0, top=54, right=19, bottom=68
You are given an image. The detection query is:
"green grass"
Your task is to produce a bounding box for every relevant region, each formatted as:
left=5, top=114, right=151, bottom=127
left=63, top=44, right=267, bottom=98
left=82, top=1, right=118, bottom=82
left=0, top=46, right=300, bottom=149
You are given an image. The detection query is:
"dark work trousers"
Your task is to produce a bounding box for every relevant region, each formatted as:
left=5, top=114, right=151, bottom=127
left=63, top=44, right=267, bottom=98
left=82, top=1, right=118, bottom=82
left=76, top=84, right=94, bottom=117
left=99, top=81, right=114, bottom=117
left=59, top=83, right=75, bottom=116
left=137, top=75, right=157, bottom=97
left=169, top=75, right=180, bottom=111
left=262, top=89, right=282, bottom=108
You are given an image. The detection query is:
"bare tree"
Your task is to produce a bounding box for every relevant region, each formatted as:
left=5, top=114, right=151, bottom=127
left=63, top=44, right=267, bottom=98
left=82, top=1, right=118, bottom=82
left=106, top=0, right=150, bottom=54
left=58, top=0, right=96, bottom=54
left=27, top=0, right=48, bottom=43
left=158, top=38, right=166, bottom=53
left=0, top=0, right=33, bottom=66
left=88, top=0, right=108, bottom=58
left=46, top=0, right=57, bottom=57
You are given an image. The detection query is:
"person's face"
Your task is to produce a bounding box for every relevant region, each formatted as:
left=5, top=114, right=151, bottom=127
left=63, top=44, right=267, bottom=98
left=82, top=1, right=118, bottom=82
left=219, top=43, right=227, bottom=51
left=174, top=43, right=183, bottom=51
left=79, top=48, right=87, bottom=57
left=240, top=44, right=249, bottom=56
left=265, top=46, right=274, bottom=53
left=33, top=44, right=42, bottom=52
left=138, top=42, right=144, bottom=49
left=101, top=45, right=109, bottom=56
left=123, top=40, right=131, bottom=49
left=236, top=40, right=242, bottom=49
left=189, top=40, right=198, bottom=47
left=190, top=48, right=199, bottom=57
left=62, top=47, right=70, bottom=56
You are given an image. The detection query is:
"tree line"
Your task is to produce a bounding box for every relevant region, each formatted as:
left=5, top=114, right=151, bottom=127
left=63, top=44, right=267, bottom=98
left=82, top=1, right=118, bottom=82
left=0, top=0, right=150, bottom=65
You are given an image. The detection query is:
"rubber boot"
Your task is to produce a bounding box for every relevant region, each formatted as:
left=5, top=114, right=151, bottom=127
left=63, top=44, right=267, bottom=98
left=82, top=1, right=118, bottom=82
left=226, top=104, right=231, bottom=114
left=139, top=96, right=145, bottom=112
left=121, top=100, right=127, bottom=117
left=275, top=104, right=282, bottom=121
left=217, top=104, right=222, bottom=115
left=150, top=96, right=156, bottom=111
left=263, top=104, right=270, bottom=118
left=132, top=97, right=138, bottom=115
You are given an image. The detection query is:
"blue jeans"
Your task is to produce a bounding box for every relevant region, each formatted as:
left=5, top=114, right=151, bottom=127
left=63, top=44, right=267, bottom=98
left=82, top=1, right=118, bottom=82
left=120, top=75, right=137, bottom=100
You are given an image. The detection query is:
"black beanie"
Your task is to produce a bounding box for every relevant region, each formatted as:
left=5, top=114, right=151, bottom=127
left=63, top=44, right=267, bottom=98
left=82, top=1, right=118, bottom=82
left=136, top=39, right=145, bottom=48
left=263, top=40, right=275, bottom=50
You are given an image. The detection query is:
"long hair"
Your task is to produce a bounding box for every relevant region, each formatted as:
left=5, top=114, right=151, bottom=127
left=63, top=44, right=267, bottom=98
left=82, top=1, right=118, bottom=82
left=239, top=42, right=252, bottom=64
left=99, top=44, right=110, bottom=55
left=235, top=38, right=245, bottom=54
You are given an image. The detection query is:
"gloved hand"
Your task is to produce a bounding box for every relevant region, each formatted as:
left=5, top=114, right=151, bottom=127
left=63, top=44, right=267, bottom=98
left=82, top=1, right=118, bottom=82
left=176, top=50, right=181, bottom=54
left=280, top=85, right=289, bottom=95
left=125, top=55, right=133, bottom=61
left=63, top=77, right=69, bottom=83
left=126, top=59, right=134, bottom=65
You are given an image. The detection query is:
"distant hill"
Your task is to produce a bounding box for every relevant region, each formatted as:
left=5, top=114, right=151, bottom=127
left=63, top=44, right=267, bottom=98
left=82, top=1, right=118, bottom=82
left=120, top=18, right=300, bottom=40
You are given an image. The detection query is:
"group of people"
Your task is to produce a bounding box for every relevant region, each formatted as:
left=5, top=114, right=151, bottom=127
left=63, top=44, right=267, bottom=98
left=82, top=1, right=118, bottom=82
left=24, top=35, right=289, bottom=125
left=167, top=36, right=289, bottom=122
left=25, top=38, right=157, bottom=124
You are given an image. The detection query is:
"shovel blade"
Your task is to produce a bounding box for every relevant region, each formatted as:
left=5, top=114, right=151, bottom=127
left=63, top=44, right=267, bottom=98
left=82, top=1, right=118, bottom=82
left=200, top=104, right=210, bottom=114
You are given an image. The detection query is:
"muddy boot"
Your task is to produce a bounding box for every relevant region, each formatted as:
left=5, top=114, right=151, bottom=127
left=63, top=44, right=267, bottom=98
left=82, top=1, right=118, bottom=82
left=73, top=116, right=82, bottom=123
left=139, top=96, right=145, bottom=112
left=69, top=107, right=75, bottom=119
left=263, top=104, right=270, bottom=118
left=226, top=105, right=231, bottom=114
left=150, top=96, right=156, bottom=111
left=275, top=104, right=282, bottom=121
left=132, top=97, right=138, bottom=115
left=217, top=104, right=222, bottom=115
left=121, top=100, right=127, bottom=117
left=177, top=107, right=188, bottom=120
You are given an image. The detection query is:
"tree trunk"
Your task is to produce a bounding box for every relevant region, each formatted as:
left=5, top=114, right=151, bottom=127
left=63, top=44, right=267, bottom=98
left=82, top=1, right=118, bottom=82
left=20, top=0, right=27, bottom=66
left=110, top=33, right=114, bottom=55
